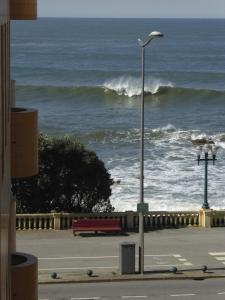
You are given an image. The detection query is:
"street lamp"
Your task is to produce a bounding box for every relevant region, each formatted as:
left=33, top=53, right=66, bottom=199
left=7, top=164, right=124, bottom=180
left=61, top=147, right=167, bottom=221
left=138, top=31, right=163, bottom=274
left=195, top=143, right=217, bottom=209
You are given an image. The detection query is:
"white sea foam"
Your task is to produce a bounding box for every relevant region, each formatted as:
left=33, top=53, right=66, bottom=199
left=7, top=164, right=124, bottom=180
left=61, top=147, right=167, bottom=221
left=217, top=141, right=225, bottom=149
left=103, top=76, right=174, bottom=97
left=152, top=124, right=176, bottom=133
left=191, top=133, right=225, bottom=151
left=108, top=128, right=225, bottom=211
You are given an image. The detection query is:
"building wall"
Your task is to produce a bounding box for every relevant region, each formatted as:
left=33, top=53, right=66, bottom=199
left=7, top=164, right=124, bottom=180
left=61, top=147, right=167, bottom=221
left=0, top=0, right=11, bottom=298
left=0, top=1, right=37, bottom=298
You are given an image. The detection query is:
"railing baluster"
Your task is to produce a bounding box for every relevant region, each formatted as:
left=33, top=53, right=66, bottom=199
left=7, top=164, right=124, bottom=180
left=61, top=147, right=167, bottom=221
left=28, top=217, right=32, bottom=229
left=44, top=218, right=47, bottom=229
left=149, top=214, right=153, bottom=228
left=188, top=215, right=192, bottom=226
left=174, top=215, right=177, bottom=227
left=18, top=217, right=21, bottom=230
left=61, top=217, right=65, bottom=229
left=33, top=217, right=37, bottom=229
left=193, top=215, right=197, bottom=226
left=164, top=215, right=168, bottom=227
left=159, top=215, right=163, bottom=227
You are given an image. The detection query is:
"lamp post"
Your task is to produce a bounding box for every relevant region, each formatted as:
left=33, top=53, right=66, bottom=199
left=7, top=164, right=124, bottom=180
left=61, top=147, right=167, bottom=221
left=138, top=31, right=163, bottom=274
left=196, top=143, right=217, bottom=209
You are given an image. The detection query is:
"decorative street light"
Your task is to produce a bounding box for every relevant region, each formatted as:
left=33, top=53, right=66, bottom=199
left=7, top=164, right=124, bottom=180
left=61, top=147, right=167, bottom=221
left=195, top=143, right=217, bottom=209
left=138, top=31, right=163, bottom=275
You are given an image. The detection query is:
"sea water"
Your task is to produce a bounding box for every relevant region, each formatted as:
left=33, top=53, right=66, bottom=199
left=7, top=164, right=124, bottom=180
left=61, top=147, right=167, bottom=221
left=11, top=18, right=225, bottom=211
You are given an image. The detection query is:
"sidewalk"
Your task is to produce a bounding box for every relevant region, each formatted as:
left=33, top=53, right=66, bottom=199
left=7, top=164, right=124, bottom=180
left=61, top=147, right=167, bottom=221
left=16, top=227, right=225, bottom=284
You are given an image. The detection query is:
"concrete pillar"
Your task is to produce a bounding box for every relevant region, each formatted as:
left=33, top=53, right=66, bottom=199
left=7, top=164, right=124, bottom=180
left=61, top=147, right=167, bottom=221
left=199, top=209, right=213, bottom=228
left=53, top=213, right=61, bottom=230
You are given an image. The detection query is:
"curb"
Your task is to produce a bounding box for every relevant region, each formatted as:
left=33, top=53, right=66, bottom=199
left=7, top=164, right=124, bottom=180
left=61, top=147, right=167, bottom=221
left=38, top=271, right=225, bottom=285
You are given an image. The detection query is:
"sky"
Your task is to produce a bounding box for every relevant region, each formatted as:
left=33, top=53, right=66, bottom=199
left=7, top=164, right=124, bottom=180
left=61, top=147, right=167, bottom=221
left=38, top=0, right=225, bottom=18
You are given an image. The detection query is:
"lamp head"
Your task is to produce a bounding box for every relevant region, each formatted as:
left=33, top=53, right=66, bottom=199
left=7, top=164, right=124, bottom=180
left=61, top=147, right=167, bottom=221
left=149, top=31, right=164, bottom=38
left=138, top=30, right=163, bottom=47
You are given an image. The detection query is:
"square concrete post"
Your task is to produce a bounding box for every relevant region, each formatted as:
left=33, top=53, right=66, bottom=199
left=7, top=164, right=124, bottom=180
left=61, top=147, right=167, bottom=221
left=53, top=213, right=61, bottom=230
left=199, top=209, right=213, bottom=228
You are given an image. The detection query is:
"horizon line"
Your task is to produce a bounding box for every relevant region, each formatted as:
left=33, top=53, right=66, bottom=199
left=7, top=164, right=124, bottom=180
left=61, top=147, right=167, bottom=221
left=36, top=16, right=225, bottom=20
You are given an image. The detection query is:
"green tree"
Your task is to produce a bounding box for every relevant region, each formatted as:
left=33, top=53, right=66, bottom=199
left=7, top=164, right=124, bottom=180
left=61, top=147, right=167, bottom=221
left=12, top=133, right=114, bottom=213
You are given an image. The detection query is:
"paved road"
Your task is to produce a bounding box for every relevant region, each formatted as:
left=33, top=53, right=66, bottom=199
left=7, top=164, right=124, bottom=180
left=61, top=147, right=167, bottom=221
left=17, top=227, right=225, bottom=274
left=38, top=279, right=225, bottom=299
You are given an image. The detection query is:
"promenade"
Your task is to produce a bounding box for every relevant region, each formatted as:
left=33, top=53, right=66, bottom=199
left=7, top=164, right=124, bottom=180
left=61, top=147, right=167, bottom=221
left=16, top=227, right=225, bottom=283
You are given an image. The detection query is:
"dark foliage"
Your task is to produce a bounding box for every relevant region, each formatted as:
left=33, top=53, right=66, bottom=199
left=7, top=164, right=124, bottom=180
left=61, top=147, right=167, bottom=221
left=12, top=133, right=114, bottom=213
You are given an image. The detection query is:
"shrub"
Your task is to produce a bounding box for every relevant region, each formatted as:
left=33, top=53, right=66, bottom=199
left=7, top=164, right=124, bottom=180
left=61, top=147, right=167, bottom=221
left=12, top=133, right=114, bottom=213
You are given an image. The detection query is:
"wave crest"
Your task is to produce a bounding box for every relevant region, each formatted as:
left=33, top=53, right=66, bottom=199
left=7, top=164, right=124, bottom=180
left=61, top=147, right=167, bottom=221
left=152, top=124, right=177, bottom=133
left=103, top=76, right=174, bottom=97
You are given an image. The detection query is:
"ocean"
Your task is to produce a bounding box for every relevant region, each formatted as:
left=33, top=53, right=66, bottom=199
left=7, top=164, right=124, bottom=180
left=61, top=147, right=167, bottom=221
left=11, top=18, right=225, bottom=211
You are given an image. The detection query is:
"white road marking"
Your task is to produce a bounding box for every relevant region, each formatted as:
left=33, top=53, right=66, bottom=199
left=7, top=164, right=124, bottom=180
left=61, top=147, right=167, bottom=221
left=145, top=254, right=181, bottom=257
left=39, top=253, right=192, bottom=271
left=39, top=256, right=118, bottom=260
left=40, top=262, right=194, bottom=271
left=178, top=258, right=187, bottom=262
left=145, top=264, right=191, bottom=267
left=218, top=291, right=225, bottom=295
left=71, top=298, right=99, bottom=300
left=122, top=297, right=147, bottom=299
left=40, top=266, right=117, bottom=271
left=170, top=294, right=196, bottom=297
left=208, top=252, right=225, bottom=265
left=39, top=254, right=182, bottom=260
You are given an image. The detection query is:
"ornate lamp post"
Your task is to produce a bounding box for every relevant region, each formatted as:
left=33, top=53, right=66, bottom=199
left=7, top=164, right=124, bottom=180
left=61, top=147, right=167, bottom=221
left=196, top=143, right=217, bottom=209
left=138, top=31, right=163, bottom=274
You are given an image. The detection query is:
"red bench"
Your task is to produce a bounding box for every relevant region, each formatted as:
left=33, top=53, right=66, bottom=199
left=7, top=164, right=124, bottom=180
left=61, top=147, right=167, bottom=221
left=72, top=219, right=122, bottom=236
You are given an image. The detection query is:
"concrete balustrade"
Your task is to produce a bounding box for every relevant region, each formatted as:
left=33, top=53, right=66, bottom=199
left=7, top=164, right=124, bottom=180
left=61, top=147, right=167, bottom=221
left=16, top=213, right=54, bottom=230
left=15, top=210, right=225, bottom=231
left=144, top=211, right=200, bottom=230
left=212, top=211, right=225, bottom=227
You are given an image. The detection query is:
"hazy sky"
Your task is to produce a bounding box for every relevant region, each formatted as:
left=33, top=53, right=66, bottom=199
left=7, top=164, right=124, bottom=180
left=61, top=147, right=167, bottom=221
left=38, top=0, right=225, bottom=18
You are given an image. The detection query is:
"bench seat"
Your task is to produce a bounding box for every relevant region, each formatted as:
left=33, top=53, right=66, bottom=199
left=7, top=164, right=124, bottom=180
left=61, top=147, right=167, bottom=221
left=72, top=219, right=122, bottom=235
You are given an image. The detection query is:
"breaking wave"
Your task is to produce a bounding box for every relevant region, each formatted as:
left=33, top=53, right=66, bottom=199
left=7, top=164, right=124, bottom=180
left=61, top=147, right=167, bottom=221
left=16, top=78, right=225, bottom=103
left=103, top=76, right=174, bottom=97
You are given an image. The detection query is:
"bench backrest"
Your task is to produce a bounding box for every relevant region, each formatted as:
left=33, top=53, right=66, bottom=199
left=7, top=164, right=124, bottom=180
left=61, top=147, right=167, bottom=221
left=72, top=219, right=121, bottom=229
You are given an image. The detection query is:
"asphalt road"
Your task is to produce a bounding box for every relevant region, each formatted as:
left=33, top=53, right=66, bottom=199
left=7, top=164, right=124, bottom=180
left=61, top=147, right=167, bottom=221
left=17, top=227, right=225, bottom=274
left=38, top=279, right=225, bottom=300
